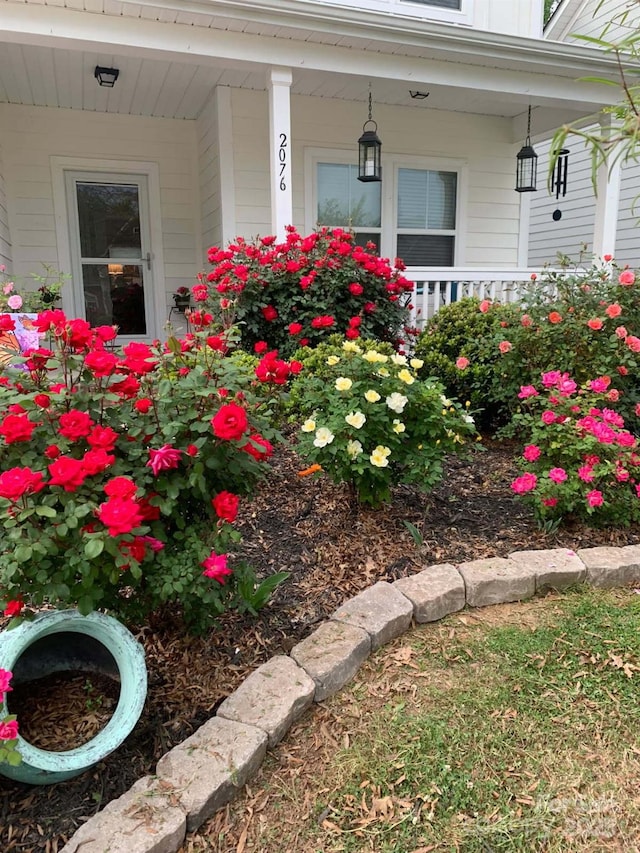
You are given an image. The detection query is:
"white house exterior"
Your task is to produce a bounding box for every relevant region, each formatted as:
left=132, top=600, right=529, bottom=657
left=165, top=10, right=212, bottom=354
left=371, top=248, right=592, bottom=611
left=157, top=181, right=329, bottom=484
left=0, top=0, right=626, bottom=339
left=529, top=0, right=640, bottom=268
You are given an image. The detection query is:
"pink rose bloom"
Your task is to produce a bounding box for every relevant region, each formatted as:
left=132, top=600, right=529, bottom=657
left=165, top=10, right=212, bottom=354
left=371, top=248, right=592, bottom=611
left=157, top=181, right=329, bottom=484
left=626, top=335, right=640, bottom=353
left=557, top=377, right=577, bottom=396
left=616, top=431, right=636, bottom=448
left=548, top=467, right=567, bottom=484
left=615, top=325, right=628, bottom=339
left=0, top=668, right=13, bottom=700
left=455, top=356, right=469, bottom=370
left=521, top=314, right=532, bottom=327
left=541, top=370, right=562, bottom=388
left=586, top=489, right=604, bottom=507
left=511, top=472, right=537, bottom=494
left=498, top=340, right=512, bottom=354
left=588, top=377, right=610, bottom=393
left=523, top=444, right=541, bottom=462
left=602, top=408, right=624, bottom=427
left=201, top=552, right=232, bottom=584
left=147, top=445, right=182, bottom=476
left=0, top=719, right=18, bottom=741
left=542, top=498, right=558, bottom=507
left=541, top=410, right=556, bottom=425
left=2, top=281, right=13, bottom=294
left=518, top=385, right=539, bottom=399
left=7, top=294, right=22, bottom=310
left=615, top=467, right=630, bottom=482
left=578, top=465, right=595, bottom=483
left=618, top=269, right=635, bottom=286
left=479, top=299, right=491, bottom=313
left=606, top=303, right=622, bottom=319
left=587, top=317, right=603, bottom=330
left=592, top=422, right=616, bottom=444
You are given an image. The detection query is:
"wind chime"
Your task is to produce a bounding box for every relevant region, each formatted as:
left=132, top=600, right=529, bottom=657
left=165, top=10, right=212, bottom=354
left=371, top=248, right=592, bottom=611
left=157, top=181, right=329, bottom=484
left=551, top=148, right=570, bottom=221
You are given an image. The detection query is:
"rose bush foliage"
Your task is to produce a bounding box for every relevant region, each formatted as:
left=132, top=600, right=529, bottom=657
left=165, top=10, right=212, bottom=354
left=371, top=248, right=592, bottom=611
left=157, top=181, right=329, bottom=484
left=294, top=339, right=477, bottom=507
left=0, top=310, right=290, bottom=627
left=193, top=227, right=417, bottom=357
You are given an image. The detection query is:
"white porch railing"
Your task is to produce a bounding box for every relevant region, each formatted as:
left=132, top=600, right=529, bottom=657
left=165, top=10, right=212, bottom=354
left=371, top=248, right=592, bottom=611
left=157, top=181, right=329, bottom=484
left=404, top=267, right=538, bottom=329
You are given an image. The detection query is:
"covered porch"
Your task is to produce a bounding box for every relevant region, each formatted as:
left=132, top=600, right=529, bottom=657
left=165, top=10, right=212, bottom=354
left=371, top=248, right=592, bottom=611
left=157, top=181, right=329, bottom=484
left=0, top=0, right=622, bottom=340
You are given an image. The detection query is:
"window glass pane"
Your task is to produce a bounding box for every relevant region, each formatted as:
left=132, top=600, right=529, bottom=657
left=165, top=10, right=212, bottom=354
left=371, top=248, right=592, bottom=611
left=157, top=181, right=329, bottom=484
left=398, top=169, right=457, bottom=230
left=354, top=232, right=380, bottom=252
left=396, top=235, right=455, bottom=266
left=405, top=0, right=460, bottom=8
left=317, top=163, right=381, bottom=228
left=76, top=183, right=141, bottom=259
left=82, top=263, right=147, bottom=334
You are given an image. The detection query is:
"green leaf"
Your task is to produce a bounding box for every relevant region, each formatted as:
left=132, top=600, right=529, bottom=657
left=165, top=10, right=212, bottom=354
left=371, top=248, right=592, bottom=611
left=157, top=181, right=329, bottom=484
left=84, top=539, right=104, bottom=559
left=14, top=545, right=33, bottom=563
left=77, top=595, right=94, bottom=616
left=35, top=505, right=57, bottom=518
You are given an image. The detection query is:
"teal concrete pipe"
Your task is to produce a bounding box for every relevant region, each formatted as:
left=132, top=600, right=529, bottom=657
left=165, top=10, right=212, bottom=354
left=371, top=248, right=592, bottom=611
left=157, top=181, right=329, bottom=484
left=0, top=610, right=147, bottom=784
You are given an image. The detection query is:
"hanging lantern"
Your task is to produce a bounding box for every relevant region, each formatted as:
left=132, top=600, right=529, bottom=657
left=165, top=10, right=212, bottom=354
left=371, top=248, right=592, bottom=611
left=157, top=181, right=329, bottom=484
left=515, top=106, right=538, bottom=193
left=552, top=148, right=569, bottom=199
left=358, top=86, right=382, bottom=183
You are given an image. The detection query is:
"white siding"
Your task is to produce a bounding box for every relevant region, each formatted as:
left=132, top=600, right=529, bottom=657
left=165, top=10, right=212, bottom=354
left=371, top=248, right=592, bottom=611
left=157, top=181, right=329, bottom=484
left=0, top=103, right=199, bottom=322
left=528, top=137, right=597, bottom=267
left=196, top=90, right=221, bottom=259
left=556, top=0, right=637, bottom=43
left=476, top=0, right=544, bottom=38
left=230, top=89, right=523, bottom=266
left=0, top=143, right=11, bottom=271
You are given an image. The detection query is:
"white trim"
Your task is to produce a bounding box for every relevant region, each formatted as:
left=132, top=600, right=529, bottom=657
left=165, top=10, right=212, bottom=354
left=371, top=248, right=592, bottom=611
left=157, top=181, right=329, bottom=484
left=307, top=0, right=473, bottom=26
left=215, top=86, right=236, bottom=247
left=268, top=67, right=293, bottom=240
left=517, top=190, right=532, bottom=267
left=51, top=156, right=166, bottom=340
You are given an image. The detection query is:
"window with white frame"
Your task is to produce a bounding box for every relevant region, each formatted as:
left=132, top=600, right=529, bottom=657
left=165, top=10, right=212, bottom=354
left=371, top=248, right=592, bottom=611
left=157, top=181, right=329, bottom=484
left=304, top=0, right=471, bottom=26
left=316, top=162, right=382, bottom=250
left=396, top=168, right=457, bottom=265
left=313, top=158, right=458, bottom=266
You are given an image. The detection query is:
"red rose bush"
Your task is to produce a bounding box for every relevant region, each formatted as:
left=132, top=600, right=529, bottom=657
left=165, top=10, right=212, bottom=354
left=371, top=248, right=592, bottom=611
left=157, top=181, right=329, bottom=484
left=0, top=311, right=291, bottom=629
left=194, top=226, right=417, bottom=357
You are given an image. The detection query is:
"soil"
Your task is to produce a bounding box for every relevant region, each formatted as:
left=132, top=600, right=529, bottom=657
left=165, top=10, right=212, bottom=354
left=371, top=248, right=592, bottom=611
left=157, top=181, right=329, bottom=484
left=2, top=438, right=640, bottom=853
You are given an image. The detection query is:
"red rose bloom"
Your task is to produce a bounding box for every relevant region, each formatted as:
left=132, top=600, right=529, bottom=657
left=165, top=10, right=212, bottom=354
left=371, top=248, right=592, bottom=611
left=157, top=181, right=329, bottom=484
left=241, top=432, right=274, bottom=461
left=65, top=318, right=93, bottom=350
left=87, top=425, right=119, bottom=451
left=0, top=414, right=36, bottom=444
left=97, top=497, right=143, bottom=536
left=4, top=599, right=23, bottom=617
left=0, top=467, right=44, bottom=502
left=44, top=444, right=61, bottom=459
left=48, top=456, right=87, bottom=492
left=104, top=477, right=138, bottom=500
left=0, top=315, right=16, bottom=332
left=58, top=410, right=94, bottom=441
left=211, top=403, right=249, bottom=441
left=288, top=322, right=303, bottom=336
left=134, top=398, right=153, bottom=414
left=33, top=394, right=50, bottom=409
left=121, top=342, right=158, bottom=375
left=81, top=448, right=115, bottom=476
left=84, top=349, right=118, bottom=377
left=212, top=490, right=240, bottom=523
left=261, top=305, right=278, bottom=322
left=254, top=341, right=268, bottom=354
left=348, top=283, right=364, bottom=296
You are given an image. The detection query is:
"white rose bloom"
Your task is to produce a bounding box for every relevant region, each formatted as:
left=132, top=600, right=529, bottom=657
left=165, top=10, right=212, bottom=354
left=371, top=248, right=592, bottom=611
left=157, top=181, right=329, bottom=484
left=301, top=418, right=316, bottom=432
left=386, top=392, right=408, bottom=414
left=313, top=427, right=335, bottom=448
left=345, top=411, right=366, bottom=429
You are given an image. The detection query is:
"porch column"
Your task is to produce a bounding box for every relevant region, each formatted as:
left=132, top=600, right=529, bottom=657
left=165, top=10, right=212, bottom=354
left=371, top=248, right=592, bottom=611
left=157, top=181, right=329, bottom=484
left=592, top=114, right=622, bottom=260
left=267, top=67, right=293, bottom=240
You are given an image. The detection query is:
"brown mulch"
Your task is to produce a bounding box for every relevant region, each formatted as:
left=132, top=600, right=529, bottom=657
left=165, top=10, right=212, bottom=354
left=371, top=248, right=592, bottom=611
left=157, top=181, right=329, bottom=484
left=2, top=438, right=640, bottom=853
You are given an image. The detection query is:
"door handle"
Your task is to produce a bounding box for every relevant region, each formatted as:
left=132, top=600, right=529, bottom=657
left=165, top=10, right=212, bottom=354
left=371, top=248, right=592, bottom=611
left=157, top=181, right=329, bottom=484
left=145, top=252, right=151, bottom=270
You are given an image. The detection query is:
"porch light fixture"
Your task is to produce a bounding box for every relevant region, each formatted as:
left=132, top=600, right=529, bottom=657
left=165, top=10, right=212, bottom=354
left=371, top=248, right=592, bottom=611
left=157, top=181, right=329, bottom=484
left=358, top=85, right=382, bottom=183
left=94, top=66, right=120, bottom=88
left=552, top=148, right=569, bottom=199
left=515, top=106, right=538, bottom=193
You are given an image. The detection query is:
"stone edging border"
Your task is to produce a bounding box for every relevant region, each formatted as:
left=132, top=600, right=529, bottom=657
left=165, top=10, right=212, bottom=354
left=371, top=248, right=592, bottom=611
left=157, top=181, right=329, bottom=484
left=60, top=544, right=640, bottom=853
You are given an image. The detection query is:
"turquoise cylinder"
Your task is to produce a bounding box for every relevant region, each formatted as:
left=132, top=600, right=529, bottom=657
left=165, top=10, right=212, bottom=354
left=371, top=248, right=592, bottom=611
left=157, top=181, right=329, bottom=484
left=0, top=610, right=147, bottom=785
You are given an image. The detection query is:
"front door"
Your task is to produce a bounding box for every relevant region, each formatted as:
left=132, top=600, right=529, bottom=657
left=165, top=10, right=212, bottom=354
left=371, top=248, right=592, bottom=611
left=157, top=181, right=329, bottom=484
left=65, top=172, right=155, bottom=340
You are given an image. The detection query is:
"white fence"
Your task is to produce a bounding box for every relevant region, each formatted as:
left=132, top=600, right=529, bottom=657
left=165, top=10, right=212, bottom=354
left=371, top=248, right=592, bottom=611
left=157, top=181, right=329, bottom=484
left=404, top=267, right=538, bottom=329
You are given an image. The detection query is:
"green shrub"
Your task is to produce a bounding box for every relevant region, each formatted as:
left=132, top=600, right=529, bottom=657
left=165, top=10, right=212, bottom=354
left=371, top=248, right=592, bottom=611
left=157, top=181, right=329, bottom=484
left=414, top=298, right=520, bottom=431
left=293, top=340, right=477, bottom=508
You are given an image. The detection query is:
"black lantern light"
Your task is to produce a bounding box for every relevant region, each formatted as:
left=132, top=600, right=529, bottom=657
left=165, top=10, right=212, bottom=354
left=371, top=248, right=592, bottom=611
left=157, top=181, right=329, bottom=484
left=94, top=66, right=120, bottom=88
left=515, top=106, right=538, bottom=193
left=552, top=148, right=570, bottom=199
left=358, top=86, right=382, bottom=183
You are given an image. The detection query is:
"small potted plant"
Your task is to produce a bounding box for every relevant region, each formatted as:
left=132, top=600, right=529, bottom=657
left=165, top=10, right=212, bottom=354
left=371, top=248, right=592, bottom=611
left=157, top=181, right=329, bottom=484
left=173, top=286, right=191, bottom=313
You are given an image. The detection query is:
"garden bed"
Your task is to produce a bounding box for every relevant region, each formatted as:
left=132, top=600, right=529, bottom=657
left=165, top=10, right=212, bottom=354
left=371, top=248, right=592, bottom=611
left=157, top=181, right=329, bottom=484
left=2, top=439, right=640, bottom=853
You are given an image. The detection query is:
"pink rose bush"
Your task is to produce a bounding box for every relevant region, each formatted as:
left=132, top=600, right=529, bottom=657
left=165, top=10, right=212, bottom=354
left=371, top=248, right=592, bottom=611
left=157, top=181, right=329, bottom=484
left=511, top=370, right=640, bottom=526
left=194, top=226, right=416, bottom=357
left=0, top=311, right=290, bottom=630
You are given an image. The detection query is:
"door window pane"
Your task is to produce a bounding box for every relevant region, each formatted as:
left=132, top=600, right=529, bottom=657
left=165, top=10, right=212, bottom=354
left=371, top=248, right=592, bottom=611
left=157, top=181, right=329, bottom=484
left=407, top=0, right=460, bottom=7
left=76, top=183, right=141, bottom=259
left=82, top=263, right=146, bottom=335
left=317, top=163, right=381, bottom=228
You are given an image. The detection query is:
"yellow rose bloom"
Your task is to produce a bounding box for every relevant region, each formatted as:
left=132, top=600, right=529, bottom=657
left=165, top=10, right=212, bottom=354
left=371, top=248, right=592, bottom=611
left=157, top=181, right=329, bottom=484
left=327, top=355, right=340, bottom=366
left=410, top=357, right=424, bottom=369
left=335, top=377, right=353, bottom=391
left=377, top=367, right=390, bottom=377
left=345, top=411, right=366, bottom=429
left=391, top=354, right=408, bottom=366
left=301, top=418, right=316, bottom=433
left=397, top=369, right=415, bottom=385
left=370, top=445, right=391, bottom=468
left=362, top=350, right=380, bottom=362
left=364, top=389, right=381, bottom=403
left=392, top=419, right=406, bottom=434
left=342, top=341, right=362, bottom=353
left=346, top=439, right=363, bottom=458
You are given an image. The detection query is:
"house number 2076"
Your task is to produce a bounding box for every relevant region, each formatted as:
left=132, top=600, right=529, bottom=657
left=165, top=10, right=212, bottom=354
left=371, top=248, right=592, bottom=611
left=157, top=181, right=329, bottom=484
left=278, top=133, right=287, bottom=191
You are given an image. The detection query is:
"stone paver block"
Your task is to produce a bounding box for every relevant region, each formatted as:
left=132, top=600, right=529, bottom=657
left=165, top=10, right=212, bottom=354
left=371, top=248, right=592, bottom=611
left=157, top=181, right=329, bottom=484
left=60, top=776, right=186, bottom=853
left=155, top=716, right=267, bottom=832
left=577, top=545, right=640, bottom=588
left=393, top=563, right=465, bottom=623
left=508, top=548, right=586, bottom=592
left=331, top=581, right=413, bottom=649
left=457, top=557, right=536, bottom=607
left=216, top=655, right=315, bottom=747
left=290, top=620, right=370, bottom=702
